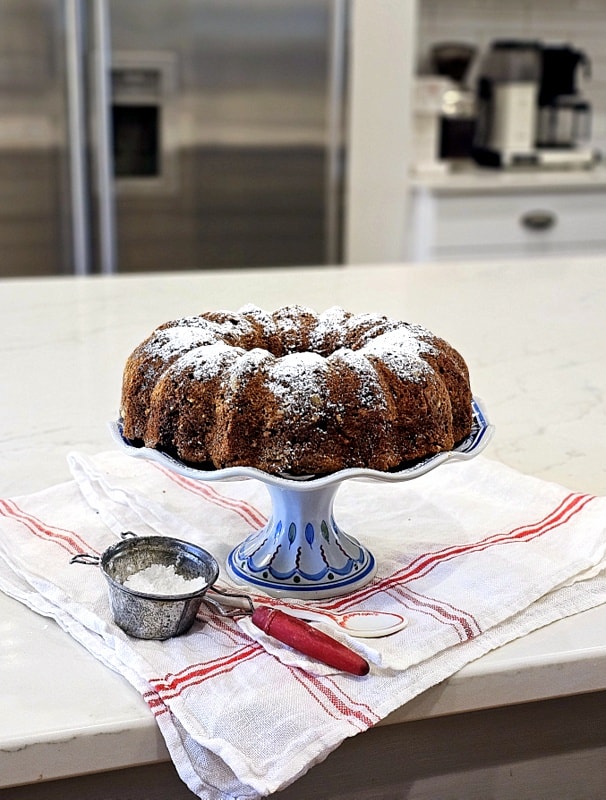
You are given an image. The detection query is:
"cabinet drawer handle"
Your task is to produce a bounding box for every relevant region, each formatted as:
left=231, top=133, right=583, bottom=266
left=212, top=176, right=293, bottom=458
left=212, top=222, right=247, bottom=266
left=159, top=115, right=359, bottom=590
left=520, top=210, right=557, bottom=231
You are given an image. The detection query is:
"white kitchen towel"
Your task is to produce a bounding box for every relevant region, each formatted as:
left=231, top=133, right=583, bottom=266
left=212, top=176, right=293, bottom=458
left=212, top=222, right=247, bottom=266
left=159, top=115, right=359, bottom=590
left=1, top=450, right=606, bottom=799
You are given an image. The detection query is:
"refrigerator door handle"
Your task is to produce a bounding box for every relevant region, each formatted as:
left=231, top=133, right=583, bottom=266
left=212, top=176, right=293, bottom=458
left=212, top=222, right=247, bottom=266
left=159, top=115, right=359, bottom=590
left=325, top=0, right=348, bottom=265
left=91, top=0, right=118, bottom=274
left=65, top=0, right=92, bottom=275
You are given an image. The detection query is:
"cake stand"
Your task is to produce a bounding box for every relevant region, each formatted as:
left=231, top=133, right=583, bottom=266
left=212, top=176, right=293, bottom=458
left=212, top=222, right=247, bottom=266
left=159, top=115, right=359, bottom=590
left=110, top=397, right=493, bottom=600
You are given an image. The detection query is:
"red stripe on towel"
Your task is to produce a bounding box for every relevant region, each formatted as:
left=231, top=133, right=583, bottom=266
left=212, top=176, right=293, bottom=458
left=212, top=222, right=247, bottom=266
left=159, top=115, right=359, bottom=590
left=154, top=463, right=267, bottom=529
left=326, top=492, right=596, bottom=610
left=149, top=644, right=263, bottom=701
left=396, top=492, right=595, bottom=586
left=291, top=670, right=379, bottom=729
left=0, top=498, right=97, bottom=556
left=389, top=584, right=481, bottom=641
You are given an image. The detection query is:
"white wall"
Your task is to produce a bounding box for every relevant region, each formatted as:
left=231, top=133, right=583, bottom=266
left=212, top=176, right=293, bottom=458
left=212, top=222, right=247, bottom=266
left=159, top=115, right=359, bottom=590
left=344, top=0, right=417, bottom=264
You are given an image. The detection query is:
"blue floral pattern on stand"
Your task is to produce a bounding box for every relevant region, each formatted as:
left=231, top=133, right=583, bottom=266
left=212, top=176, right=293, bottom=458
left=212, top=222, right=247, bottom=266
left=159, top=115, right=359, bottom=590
left=226, top=481, right=377, bottom=598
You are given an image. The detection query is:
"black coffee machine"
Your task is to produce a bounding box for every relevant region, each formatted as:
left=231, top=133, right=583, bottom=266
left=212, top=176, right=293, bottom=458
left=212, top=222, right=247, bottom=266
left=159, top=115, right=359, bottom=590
left=536, top=44, right=591, bottom=150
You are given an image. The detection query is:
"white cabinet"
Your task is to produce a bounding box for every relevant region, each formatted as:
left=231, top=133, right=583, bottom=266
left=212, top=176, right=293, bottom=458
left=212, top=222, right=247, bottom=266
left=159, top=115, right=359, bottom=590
left=407, top=178, right=606, bottom=262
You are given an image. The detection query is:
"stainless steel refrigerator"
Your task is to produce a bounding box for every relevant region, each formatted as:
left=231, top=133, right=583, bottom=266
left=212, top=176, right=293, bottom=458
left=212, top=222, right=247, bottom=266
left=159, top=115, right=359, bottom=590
left=0, top=0, right=348, bottom=277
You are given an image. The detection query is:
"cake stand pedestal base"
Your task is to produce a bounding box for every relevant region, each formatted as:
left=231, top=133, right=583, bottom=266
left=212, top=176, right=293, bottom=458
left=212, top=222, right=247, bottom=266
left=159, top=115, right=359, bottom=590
left=226, top=481, right=377, bottom=600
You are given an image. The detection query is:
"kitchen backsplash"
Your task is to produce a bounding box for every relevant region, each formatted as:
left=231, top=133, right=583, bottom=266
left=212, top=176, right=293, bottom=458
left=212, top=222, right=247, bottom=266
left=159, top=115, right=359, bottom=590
left=417, top=0, right=606, bottom=156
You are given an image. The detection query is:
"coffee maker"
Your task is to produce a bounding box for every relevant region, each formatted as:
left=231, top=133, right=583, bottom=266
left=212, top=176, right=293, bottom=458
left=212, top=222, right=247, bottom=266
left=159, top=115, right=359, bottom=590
left=473, top=39, right=596, bottom=168
left=536, top=44, right=593, bottom=164
left=473, top=39, right=542, bottom=167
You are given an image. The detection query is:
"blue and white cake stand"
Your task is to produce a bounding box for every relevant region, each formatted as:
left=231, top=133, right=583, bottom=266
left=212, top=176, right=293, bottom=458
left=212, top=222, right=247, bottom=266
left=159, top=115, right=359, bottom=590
left=110, top=397, right=493, bottom=600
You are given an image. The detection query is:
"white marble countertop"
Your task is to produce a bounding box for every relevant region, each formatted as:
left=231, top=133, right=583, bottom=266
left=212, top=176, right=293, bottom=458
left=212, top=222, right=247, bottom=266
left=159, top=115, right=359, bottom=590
left=411, top=163, right=606, bottom=194
left=2, top=257, right=606, bottom=789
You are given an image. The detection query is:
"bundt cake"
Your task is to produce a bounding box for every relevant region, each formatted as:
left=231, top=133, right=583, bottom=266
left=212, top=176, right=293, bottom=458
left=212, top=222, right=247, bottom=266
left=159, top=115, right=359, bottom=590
left=120, top=304, right=473, bottom=476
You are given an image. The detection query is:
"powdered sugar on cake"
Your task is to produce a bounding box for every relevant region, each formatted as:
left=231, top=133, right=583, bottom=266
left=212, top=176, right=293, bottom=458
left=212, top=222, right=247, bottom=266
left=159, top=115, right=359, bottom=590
left=143, top=324, right=222, bottom=360
left=266, top=351, right=330, bottom=406
left=170, top=341, right=243, bottom=381
left=330, top=348, right=388, bottom=409
left=360, top=328, right=436, bottom=380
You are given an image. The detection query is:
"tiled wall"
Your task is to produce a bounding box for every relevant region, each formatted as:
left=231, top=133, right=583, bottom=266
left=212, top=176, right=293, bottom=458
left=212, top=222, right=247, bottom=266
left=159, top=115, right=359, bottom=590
left=417, top=0, right=606, bottom=154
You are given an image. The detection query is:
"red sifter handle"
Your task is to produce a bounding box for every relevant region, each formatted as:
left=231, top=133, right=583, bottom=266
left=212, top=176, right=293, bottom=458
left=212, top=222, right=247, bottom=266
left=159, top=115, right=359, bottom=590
left=252, top=605, right=369, bottom=676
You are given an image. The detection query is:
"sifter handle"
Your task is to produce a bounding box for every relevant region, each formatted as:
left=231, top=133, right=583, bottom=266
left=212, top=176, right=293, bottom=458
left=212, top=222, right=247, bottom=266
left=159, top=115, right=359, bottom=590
left=252, top=605, right=369, bottom=676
